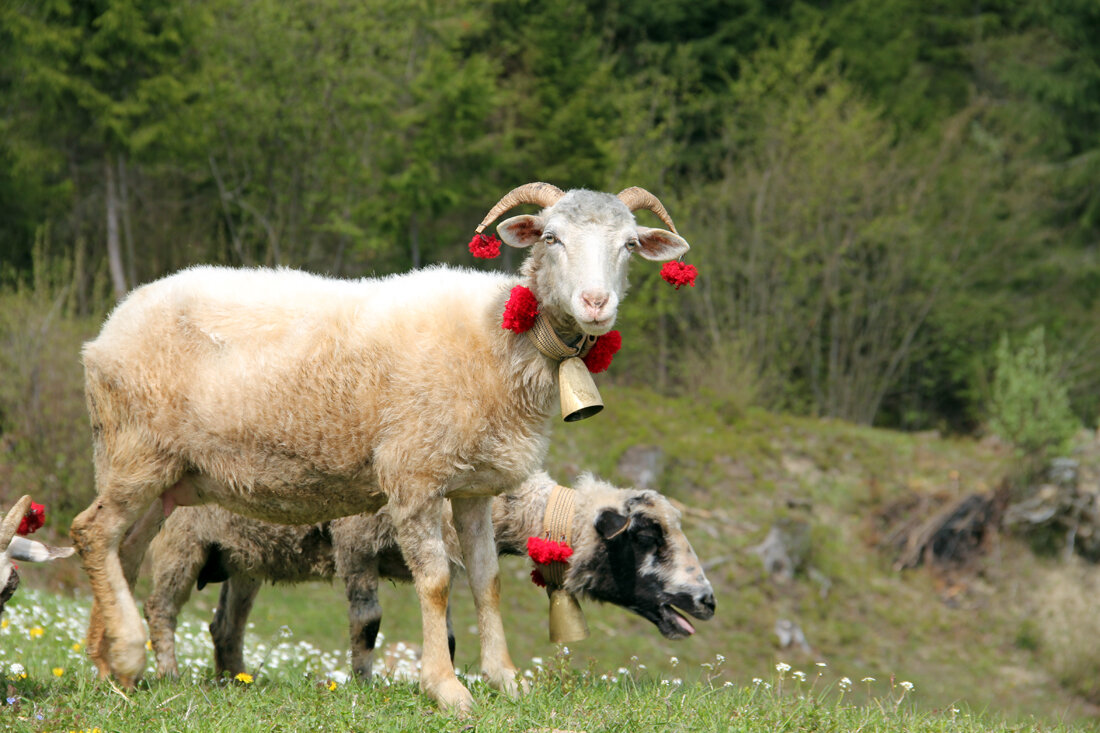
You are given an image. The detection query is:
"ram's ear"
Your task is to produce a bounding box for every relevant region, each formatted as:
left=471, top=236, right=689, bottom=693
left=497, top=215, right=544, bottom=249
left=635, top=226, right=689, bottom=262
left=595, top=509, right=630, bottom=540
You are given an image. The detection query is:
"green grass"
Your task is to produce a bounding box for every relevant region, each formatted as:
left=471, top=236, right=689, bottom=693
left=0, top=589, right=1086, bottom=732
left=7, top=384, right=1100, bottom=730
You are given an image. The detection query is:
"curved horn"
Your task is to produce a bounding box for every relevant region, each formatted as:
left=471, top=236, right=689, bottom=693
left=617, top=187, right=678, bottom=234
left=475, top=182, right=565, bottom=234
left=1, top=495, right=32, bottom=549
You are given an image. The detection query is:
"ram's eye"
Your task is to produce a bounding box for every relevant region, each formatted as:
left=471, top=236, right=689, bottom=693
left=626, top=239, right=639, bottom=252
left=543, top=233, right=560, bottom=246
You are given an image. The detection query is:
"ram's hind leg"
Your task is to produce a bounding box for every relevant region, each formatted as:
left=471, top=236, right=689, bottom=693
left=71, top=426, right=180, bottom=687
left=391, top=494, right=473, bottom=713
left=451, top=496, right=522, bottom=697
left=71, top=493, right=161, bottom=687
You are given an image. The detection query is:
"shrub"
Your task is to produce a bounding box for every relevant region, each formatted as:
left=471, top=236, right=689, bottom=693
left=987, top=327, right=1079, bottom=459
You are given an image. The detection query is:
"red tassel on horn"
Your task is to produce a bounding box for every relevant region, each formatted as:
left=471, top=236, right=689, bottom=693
left=469, top=233, right=502, bottom=259
left=661, top=261, right=698, bottom=289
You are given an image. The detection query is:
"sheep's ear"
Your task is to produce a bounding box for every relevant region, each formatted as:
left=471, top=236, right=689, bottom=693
left=635, top=226, right=689, bottom=262
left=497, top=215, right=544, bottom=249
left=595, top=509, right=630, bottom=540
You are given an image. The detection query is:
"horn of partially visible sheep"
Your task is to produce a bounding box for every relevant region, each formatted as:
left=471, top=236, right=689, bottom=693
left=144, top=471, right=715, bottom=680
left=70, top=183, right=690, bottom=711
left=1, top=496, right=76, bottom=617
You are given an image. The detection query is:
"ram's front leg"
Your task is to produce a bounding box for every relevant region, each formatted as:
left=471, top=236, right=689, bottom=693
left=392, top=494, right=473, bottom=713
left=451, top=496, right=523, bottom=698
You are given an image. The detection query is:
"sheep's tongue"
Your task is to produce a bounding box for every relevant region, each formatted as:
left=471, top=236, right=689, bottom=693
left=672, top=608, right=696, bottom=635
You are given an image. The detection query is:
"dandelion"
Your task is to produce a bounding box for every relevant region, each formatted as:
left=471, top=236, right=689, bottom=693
left=29, top=626, right=44, bottom=639
left=235, top=672, right=254, bottom=684
left=53, top=668, right=64, bottom=677
left=839, top=677, right=852, bottom=691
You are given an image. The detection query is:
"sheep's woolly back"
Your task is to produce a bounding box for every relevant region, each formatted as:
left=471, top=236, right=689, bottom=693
left=83, top=264, right=560, bottom=523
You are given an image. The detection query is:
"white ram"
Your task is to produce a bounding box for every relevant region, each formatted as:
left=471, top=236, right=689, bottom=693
left=70, top=183, right=690, bottom=710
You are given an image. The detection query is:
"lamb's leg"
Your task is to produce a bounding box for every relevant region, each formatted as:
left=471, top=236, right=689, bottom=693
left=344, top=556, right=382, bottom=681
left=451, top=496, right=522, bottom=697
left=210, top=575, right=261, bottom=677
left=144, top=538, right=209, bottom=679
left=71, top=492, right=159, bottom=687
left=391, top=494, right=473, bottom=713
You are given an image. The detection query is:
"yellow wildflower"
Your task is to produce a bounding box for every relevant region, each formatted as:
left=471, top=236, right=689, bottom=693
left=327, top=680, right=337, bottom=691
left=145, top=640, right=153, bottom=650
left=235, top=672, right=253, bottom=684
left=29, top=626, right=44, bottom=639
left=1, top=619, right=8, bottom=629
left=71, top=642, right=82, bottom=652
left=53, top=667, right=65, bottom=677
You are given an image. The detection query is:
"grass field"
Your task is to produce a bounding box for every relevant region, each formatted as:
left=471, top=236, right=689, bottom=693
left=5, top=386, right=1100, bottom=730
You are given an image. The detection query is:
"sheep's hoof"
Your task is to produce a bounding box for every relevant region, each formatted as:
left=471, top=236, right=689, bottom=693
left=427, top=677, right=474, bottom=715
left=487, top=668, right=526, bottom=699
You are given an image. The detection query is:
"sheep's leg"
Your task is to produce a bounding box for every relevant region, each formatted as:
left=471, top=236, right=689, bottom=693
left=210, top=575, right=261, bottom=677
left=144, top=540, right=209, bottom=679
left=392, top=494, right=473, bottom=713
left=71, top=493, right=158, bottom=687
left=344, top=556, right=382, bottom=681
left=451, top=496, right=522, bottom=698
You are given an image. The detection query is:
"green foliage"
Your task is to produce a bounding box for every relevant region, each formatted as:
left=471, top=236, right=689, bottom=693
left=987, top=327, right=1079, bottom=458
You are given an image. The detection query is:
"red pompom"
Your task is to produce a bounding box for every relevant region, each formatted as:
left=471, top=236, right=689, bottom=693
left=469, top=233, right=502, bottom=259
left=583, top=330, right=622, bottom=373
left=527, top=536, right=574, bottom=564
left=660, top=261, right=697, bottom=289
left=530, top=569, right=547, bottom=587
left=17, top=502, right=45, bottom=535
left=502, top=285, right=540, bottom=333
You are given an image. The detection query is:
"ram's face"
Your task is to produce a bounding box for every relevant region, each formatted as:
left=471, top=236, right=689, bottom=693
left=497, top=190, right=689, bottom=337
left=570, top=490, right=716, bottom=639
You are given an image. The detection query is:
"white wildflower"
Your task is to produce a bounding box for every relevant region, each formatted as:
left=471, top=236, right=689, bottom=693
left=861, top=676, right=876, bottom=683
left=670, top=656, right=679, bottom=667
left=793, top=670, right=806, bottom=682
left=899, top=680, right=914, bottom=692
left=775, top=662, right=791, bottom=673
left=839, top=677, right=852, bottom=691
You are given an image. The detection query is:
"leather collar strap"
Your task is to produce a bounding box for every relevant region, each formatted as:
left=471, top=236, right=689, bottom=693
left=527, top=314, right=597, bottom=362
left=538, top=484, right=576, bottom=588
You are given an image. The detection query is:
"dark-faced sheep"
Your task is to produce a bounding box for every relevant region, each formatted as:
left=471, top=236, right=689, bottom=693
left=69, top=183, right=690, bottom=710
left=144, top=472, right=715, bottom=680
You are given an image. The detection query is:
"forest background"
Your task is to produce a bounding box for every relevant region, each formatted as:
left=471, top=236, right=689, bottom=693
left=1, top=0, right=1099, bottom=520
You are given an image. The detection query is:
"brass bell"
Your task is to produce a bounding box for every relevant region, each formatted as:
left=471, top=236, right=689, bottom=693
left=558, top=356, right=603, bottom=422
left=547, top=588, right=589, bottom=643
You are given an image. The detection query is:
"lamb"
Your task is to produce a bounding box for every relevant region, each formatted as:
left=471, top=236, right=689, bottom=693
left=69, top=182, right=691, bottom=710
left=144, top=471, right=715, bottom=680
left=1, top=496, right=75, bottom=617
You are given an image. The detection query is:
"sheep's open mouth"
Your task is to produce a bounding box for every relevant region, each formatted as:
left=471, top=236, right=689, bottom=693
left=660, top=604, right=696, bottom=638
